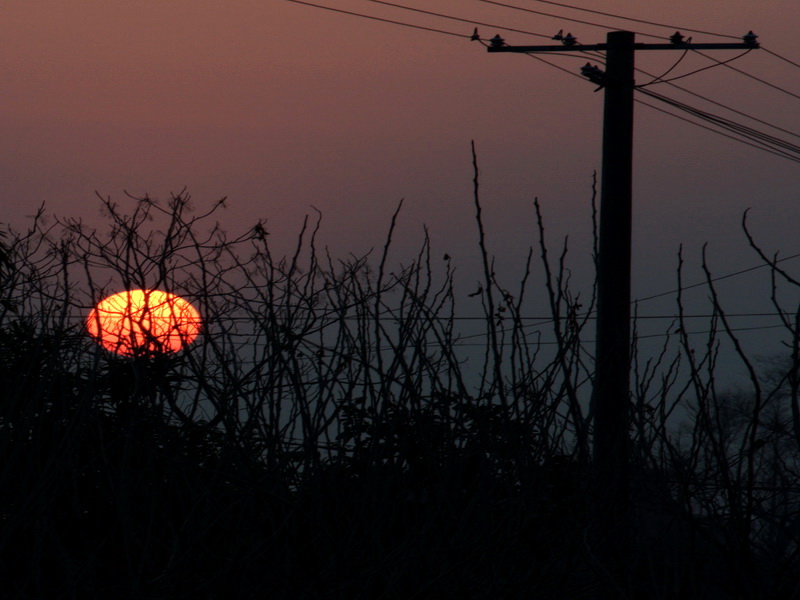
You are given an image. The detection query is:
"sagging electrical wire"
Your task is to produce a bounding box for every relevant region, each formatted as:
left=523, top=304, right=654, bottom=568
left=636, top=47, right=690, bottom=88
left=524, top=0, right=741, bottom=40
left=359, top=0, right=553, bottom=40
left=450, top=320, right=788, bottom=347
left=475, top=0, right=664, bottom=41
left=510, top=49, right=800, bottom=164
left=637, top=49, right=752, bottom=88
left=523, top=51, right=600, bottom=77
left=635, top=97, right=800, bottom=164
left=636, top=249, right=800, bottom=304
left=693, top=49, right=800, bottom=102
left=762, top=46, right=800, bottom=70
left=636, top=87, right=800, bottom=163
left=637, top=69, right=800, bottom=142
left=285, top=0, right=469, bottom=39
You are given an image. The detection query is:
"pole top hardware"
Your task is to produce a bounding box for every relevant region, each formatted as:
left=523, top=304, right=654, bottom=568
left=580, top=63, right=606, bottom=90
left=562, top=32, right=577, bottom=46
left=487, top=32, right=759, bottom=53
left=743, top=30, right=758, bottom=46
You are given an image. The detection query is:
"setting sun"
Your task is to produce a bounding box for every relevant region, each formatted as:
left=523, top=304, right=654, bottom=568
left=87, top=289, right=201, bottom=356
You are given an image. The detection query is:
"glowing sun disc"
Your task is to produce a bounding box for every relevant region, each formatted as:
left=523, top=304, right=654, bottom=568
left=87, top=289, right=201, bottom=356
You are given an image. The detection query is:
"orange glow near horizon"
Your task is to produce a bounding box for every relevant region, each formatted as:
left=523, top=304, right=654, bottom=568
left=87, top=289, right=201, bottom=356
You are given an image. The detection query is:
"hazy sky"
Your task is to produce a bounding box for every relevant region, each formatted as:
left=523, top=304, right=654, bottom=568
left=4, top=0, right=800, bottom=378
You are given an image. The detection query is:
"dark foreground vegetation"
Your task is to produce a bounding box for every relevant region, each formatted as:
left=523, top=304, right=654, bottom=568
left=1, top=180, right=799, bottom=598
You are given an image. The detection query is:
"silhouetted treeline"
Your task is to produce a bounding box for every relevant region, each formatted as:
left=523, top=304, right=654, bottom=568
left=0, top=188, right=798, bottom=599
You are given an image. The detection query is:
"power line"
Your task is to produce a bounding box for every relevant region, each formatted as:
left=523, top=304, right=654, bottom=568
left=56, top=310, right=799, bottom=325
left=476, top=0, right=743, bottom=41
left=762, top=46, right=800, bottom=70
left=421, top=322, right=788, bottom=347
left=475, top=0, right=664, bottom=41
left=637, top=49, right=753, bottom=87
left=469, top=35, right=800, bottom=162
left=522, top=51, right=593, bottom=77
left=511, top=46, right=800, bottom=163
left=510, top=42, right=800, bottom=162
left=641, top=70, right=800, bottom=142
left=285, top=0, right=469, bottom=39
left=693, top=49, right=800, bottom=102
left=479, top=19, right=800, bottom=144
left=634, top=251, right=800, bottom=303
left=523, top=0, right=741, bottom=40
left=636, top=87, right=800, bottom=163
left=637, top=48, right=689, bottom=87
left=632, top=323, right=786, bottom=342
left=637, top=83, right=800, bottom=154
left=288, top=0, right=800, bottom=153
left=129, top=320, right=788, bottom=346
left=289, top=0, right=800, bottom=153
left=359, top=0, right=553, bottom=40
left=634, top=96, right=800, bottom=164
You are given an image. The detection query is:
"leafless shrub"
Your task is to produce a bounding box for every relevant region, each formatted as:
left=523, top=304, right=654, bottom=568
left=1, top=175, right=799, bottom=598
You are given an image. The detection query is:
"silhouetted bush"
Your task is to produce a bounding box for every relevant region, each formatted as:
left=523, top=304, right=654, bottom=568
left=0, top=181, right=798, bottom=599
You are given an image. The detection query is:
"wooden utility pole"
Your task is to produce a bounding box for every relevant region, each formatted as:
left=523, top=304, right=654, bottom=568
left=592, top=30, right=635, bottom=524
left=487, top=28, right=758, bottom=592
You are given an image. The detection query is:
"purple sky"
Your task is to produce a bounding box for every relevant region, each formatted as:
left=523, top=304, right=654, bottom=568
left=4, top=1, right=800, bottom=378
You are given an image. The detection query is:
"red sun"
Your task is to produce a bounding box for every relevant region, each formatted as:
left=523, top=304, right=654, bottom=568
left=87, top=289, right=201, bottom=356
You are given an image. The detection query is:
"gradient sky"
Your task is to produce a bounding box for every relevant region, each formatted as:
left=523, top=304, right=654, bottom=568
left=4, top=1, right=800, bottom=380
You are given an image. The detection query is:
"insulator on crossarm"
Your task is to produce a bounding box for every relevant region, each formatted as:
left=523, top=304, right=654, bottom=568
left=669, top=31, right=685, bottom=45
left=562, top=32, right=577, bottom=46
left=580, top=62, right=605, bottom=85
left=489, top=34, right=505, bottom=48
left=743, top=30, right=758, bottom=46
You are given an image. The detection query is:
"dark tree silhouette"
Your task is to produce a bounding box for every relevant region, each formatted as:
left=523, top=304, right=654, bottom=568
left=0, top=183, right=798, bottom=599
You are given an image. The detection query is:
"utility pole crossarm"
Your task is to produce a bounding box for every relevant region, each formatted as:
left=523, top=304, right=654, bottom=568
left=484, top=29, right=758, bottom=53
left=487, top=42, right=758, bottom=52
